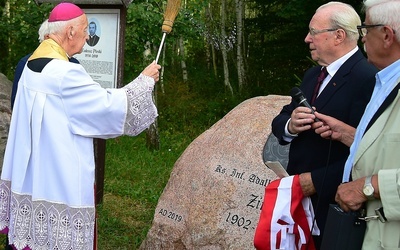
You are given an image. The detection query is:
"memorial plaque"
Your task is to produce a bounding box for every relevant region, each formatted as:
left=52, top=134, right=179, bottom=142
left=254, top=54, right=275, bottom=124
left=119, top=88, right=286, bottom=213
left=140, top=95, right=292, bottom=250
left=74, top=8, right=121, bottom=89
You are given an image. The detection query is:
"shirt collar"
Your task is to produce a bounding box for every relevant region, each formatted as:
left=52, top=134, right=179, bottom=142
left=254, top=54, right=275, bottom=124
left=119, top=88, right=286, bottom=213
left=326, top=46, right=359, bottom=76
left=376, top=58, right=400, bottom=88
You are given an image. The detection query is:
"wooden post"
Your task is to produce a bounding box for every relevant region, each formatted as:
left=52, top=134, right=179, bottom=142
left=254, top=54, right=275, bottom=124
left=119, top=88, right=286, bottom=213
left=94, top=139, right=106, bottom=204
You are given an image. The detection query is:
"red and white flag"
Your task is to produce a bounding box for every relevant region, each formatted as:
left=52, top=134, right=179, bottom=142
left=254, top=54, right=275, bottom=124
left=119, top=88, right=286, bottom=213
left=254, top=175, right=320, bottom=250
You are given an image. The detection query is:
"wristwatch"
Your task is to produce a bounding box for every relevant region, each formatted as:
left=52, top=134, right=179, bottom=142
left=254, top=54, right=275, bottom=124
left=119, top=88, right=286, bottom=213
left=363, top=176, right=375, bottom=200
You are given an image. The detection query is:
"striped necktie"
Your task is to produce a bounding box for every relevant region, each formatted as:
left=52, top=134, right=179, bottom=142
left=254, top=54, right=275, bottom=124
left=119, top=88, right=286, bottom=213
left=311, top=67, right=328, bottom=104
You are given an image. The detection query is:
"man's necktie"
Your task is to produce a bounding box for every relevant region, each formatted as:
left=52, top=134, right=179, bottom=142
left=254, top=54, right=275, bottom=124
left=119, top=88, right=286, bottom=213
left=311, top=67, right=328, bottom=105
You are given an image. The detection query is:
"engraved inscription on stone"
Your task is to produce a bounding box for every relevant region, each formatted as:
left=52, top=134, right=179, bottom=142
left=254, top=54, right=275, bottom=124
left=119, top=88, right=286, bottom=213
left=214, top=164, right=273, bottom=234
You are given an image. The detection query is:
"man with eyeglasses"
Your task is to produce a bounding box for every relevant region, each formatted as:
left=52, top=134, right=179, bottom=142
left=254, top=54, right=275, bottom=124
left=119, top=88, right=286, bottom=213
left=313, top=0, right=400, bottom=248
left=271, top=2, right=377, bottom=248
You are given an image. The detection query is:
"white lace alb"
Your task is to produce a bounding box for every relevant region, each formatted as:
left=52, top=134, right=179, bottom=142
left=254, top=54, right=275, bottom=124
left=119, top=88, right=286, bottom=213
left=0, top=180, right=95, bottom=250
left=123, top=74, right=158, bottom=136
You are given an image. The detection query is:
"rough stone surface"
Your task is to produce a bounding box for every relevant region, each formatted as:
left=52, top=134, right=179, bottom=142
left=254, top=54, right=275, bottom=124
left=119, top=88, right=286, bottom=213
left=0, top=73, right=12, bottom=169
left=140, top=95, right=291, bottom=250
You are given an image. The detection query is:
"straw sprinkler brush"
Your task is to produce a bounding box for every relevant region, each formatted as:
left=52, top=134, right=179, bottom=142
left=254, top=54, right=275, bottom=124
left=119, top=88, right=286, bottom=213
left=155, top=0, right=182, bottom=64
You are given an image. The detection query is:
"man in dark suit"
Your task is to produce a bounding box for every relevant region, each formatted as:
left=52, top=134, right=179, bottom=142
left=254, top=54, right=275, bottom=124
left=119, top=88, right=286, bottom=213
left=87, top=21, right=100, bottom=46
left=271, top=2, right=378, bottom=248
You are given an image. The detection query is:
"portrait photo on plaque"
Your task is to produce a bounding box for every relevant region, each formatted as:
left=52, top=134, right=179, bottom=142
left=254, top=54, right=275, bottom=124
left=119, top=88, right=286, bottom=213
left=74, top=8, right=121, bottom=89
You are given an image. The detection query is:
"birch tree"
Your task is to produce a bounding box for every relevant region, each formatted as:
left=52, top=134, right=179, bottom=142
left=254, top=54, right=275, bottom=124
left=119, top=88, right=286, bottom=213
left=179, top=0, right=188, bottom=84
left=205, top=3, right=218, bottom=77
left=179, top=36, right=188, bottom=83
left=220, top=0, right=234, bottom=95
left=235, top=0, right=246, bottom=92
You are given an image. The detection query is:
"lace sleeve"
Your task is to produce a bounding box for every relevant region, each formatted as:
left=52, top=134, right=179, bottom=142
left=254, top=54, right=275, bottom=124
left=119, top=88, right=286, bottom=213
left=122, top=74, right=158, bottom=136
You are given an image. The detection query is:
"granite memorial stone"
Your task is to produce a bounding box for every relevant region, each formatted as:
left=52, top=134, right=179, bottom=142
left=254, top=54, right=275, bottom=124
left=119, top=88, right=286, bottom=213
left=140, top=95, right=291, bottom=250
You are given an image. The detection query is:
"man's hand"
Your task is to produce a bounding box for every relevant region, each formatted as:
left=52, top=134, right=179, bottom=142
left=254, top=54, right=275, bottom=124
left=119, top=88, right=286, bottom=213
left=141, top=61, right=161, bottom=82
left=288, top=106, right=317, bottom=134
left=336, top=175, right=379, bottom=212
left=335, top=178, right=366, bottom=212
left=299, top=172, right=316, bottom=197
left=312, top=112, right=356, bottom=147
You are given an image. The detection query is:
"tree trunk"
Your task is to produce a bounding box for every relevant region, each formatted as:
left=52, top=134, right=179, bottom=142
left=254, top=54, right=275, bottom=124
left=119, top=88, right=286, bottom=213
left=235, top=0, right=246, bottom=92
left=221, top=0, right=234, bottom=95
left=205, top=3, right=218, bottom=77
left=146, top=40, right=160, bottom=150
left=212, top=44, right=217, bottom=77
left=179, top=36, right=188, bottom=84
left=146, top=121, right=160, bottom=151
left=146, top=83, right=160, bottom=150
left=160, top=40, right=166, bottom=94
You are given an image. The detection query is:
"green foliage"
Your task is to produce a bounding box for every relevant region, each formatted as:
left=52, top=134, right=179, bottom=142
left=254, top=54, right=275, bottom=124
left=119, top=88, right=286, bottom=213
left=0, top=0, right=53, bottom=79
left=123, top=1, right=163, bottom=82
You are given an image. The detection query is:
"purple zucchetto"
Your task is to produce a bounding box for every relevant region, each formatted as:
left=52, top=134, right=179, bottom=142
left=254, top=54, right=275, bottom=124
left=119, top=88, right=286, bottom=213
left=48, top=2, right=84, bottom=22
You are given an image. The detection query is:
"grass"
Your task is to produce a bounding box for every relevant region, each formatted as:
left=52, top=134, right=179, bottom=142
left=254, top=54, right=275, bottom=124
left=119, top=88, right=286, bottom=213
left=97, top=133, right=192, bottom=249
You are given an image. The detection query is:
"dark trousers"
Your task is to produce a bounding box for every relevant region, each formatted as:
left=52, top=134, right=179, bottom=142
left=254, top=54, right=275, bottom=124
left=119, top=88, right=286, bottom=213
left=5, top=236, right=13, bottom=250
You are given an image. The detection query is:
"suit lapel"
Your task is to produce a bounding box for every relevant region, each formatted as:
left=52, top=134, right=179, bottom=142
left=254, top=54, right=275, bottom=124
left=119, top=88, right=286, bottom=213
left=354, top=91, right=400, bottom=165
left=313, top=50, right=364, bottom=109
left=365, top=81, right=400, bottom=132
